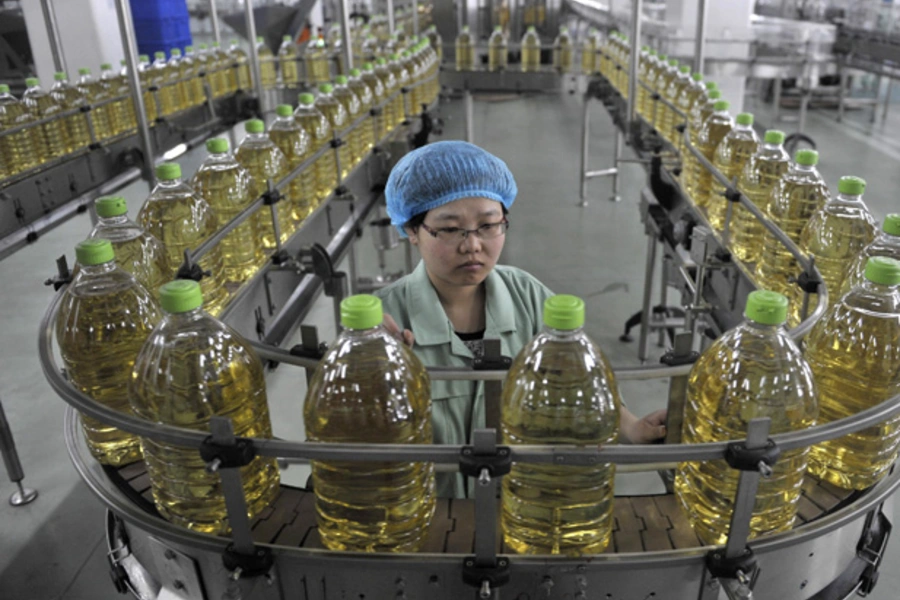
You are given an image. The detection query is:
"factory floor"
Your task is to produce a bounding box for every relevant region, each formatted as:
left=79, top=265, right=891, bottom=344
left=1, top=86, right=900, bottom=599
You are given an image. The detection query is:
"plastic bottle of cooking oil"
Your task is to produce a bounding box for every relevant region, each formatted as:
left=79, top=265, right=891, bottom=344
left=150, top=52, right=179, bottom=116
left=165, top=50, right=189, bottom=110
left=333, top=75, right=363, bottom=168
left=636, top=48, right=655, bottom=118
left=137, top=163, right=229, bottom=316
left=455, top=25, right=475, bottom=71
left=191, top=138, right=263, bottom=281
left=501, top=295, right=619, bottom=556
left=582, top=27, right=602, bottom=75
left=730, top=130, right=790, bottom=265
left=522, top=26, right=541, bottom=72
left=210, top=41, right=235, bottom=96
left=616, top=35, right=630, bottom=95
left=183, top=46, right=208, bottom=106
left=257, top=36, right=277, bottom=89
left=57, top=239, right=161, bottom=466
left=794, top=176, right=877, bottom=325
left=487, top=26, right=508, bottom=72
left=662, top=65, right=691, bottom=144
left=400, top=49, right=423, bottom=115
left=315, top=83, right=352, bottom=179
left=348, top=69, right=375, bottom=153
left=99, top=63, right=134, bottom=136
left=682, top=86, right=720, bottom=196
left=805, top=257, right=900, bottom=489
left=295, top=93, right=338, bottom=204
left=88, top=196, right=171, bottom=297
left=421, top=40, right=441, bottom=105
left=843, top=214, right=900, bottom=294
left=651, top=58, right=678, bottom=130
left=270, top=105, right=314, bottom=225
left=755, top=149, right=830, bottom=299
left=235, top=119, right=291, bottom=249
left=74, top=67, right=114, bottom=142
left=136, top=54, right=160, bottom=124
left=360, top=64, right=387, bottom=141
left=0, top=84, right=39, bottom=178
left=22, top=77, right=68, bottom=160
left=708, top=113, right=760, bottom=230
left=50, top=72, right=92, bottom=151
left=425, top=24, right=443, bottom=62
left=691, top=100, right=733, bottom=212
left=387, top=53, right=410, bottom=122
left=375, top=57, right=401, bottom=128
left=228, top=40, right=253, bottom=91
left=304, top=294, right=435, bottom=552
left=673, top=72, right=705, bottom=151
left=305, top=38, right=332, bottom=86
left=553, top=26, right=573, bottom=73
left=130, top=279, right=280, bottom=535
left=675, top=290, right=818, bottom=545
left=279, top=35, right=301, bottom=87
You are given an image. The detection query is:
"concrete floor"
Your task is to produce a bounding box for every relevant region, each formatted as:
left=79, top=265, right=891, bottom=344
left=1, top=88, right=900, bottom=599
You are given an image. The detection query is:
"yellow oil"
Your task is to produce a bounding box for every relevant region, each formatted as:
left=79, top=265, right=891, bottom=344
left=348, top=72, right=375, bottom=154
left=673, top=74, right=705, bottom=153
left=294, top=99, right=338, bottom=203
left=637, top=50, right=655, bottom=118
left=426, top=26, right=443, bottom=63
left=662, top=67, right=690, bottom=144
left=88, top=212, right=172, bottom=298
left=130, top=300, right=280, bottom=535
left=403, top=50, right=423, bottom=114
left=305, top=39, right=332, bottom=86
left=675, top=306, right=817, bottom=545
left=77, top=69, right=114, bottom=141
left=731, top=140, right=790, bottom=265
left=192, top=146, right=264, bottom=281
left=842, top=219, right=900, bottom=294
left=456, top=26, right=475, bottom=71
left=209, top=42, right=233, bottom=97
left=102, top=64, right=135, bottom=135
left=553, top=27, right=573, bottom=73
left=279, top=36, right=301, bottom=87
left=316, top=88, right=352, bottom=180
left=374, top=59, right=399, bottom=129
left=229, top=41, right=253, bottom=91
left=652, top=60, right=678, bottom=131
left=333, top=79, right=363, bottom=169
left=501, top=319, right=619, bottom=555
left=151, top=53, right=180, bottom=117
left=137, top=170, right=230, bottom=316
left=682, top=90, right=719, bottom=197
left=0, top=86, right=40, bottom=177
left=708, top=119, right=759, bottom=230
left=269, top=111, right=314, bottom=225
left=257, top=38, right=277, bottom=89
left=183, top=47, right=207, bottom=106
left=755, top=157, right=830, bottom=300
left=387, top=54, right=410, bottom=124
left=489, top=28, right=508, bottom=72
left=521, top=27, right=541, bottom=72
left=166, top=50, right=189, bottom=110
left=581, top=29, right=601, bottom=75
left=22, top=79, right=69, bottom=160
left=691, top=105, right=733, bottom=211
left=50, top=75, right=92, bottom=152
left=235, top=128, right=291, bottom=249
left=56, top=258, right=161, bottom=466
left=137, top=56, right=159, bottom=125
left=805, top=275, right=900, bottom=490
left=303, top=303, right=435, bottom=552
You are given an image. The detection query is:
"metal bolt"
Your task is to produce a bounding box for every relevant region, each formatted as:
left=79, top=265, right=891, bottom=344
left=758, top=461, right=773, bottom=478
left=479, top=580, right=491, bottom=599
left=736, top=570, right=750, bottom=585
left=230, top=567, right=243, bottom=581
left=478, top=468, right=491, bottom=486
left=800, top=580, right=807, bottom=590
left=173, top=581, right=185, bottom=590
left=395, top=577, right=405, bottom=588
left=164, top=550, right=177, bottom=560
left=206, top=458, right=222, bottom=473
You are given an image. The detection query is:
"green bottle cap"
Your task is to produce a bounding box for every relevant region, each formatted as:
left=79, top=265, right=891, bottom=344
left=120, top=59, right=127, bottom=65
left=864, top=257, right=900, bottom=286
left=350, top=68, right=361, bottom=76
left=390, top=53, right=401, bottom=60
left=692, top=72, right=703, bottom=81
left=528, top=26, right=536, bottom=32
left=649, top=49, right=658, bottom=56
left=298, top=92, right=315, bottom=105
left=561, top=26, right=568, bottom=32
left=156, top=162, right=182, bottom=180
left=543, top=294, right=585, bottom=330
left=736, top=112, right=753, bottom=126
left=495, top=25, right=502, bottom=32
left=284, top=35, right=292, bottom=41
left=75, top=239, right=115, bottom=266
left=230, top=39, right=238, bottom=45
left=245, top=119, right=264, bottom=133
left=340, top=294, right=383, bottom=329
left=744, top=290, right=788, bottom=325
left=212, top=41, right=220, bottom=48
left=0, top=84, right=8, bottom=93
left=462, top=25, right=470, bottom=32
left=713, top=100, right=730, bottom=111
left=705, top=81, right=718, bottom=90
left=679, top=65, right=690, bottom=73
left=641, top=45, right=650, bottom=51
left=160, top=280, right=203, bottom=313
left=186, top=45, right=194, bottom=52
left=376, top=58, right=388, bottom=65
left=838, top=176, right=865, bottom=196
left=334, top=75, right=348, bottom=84
left=154, top=51, right=166, bottom=59
left=658, top=54, right=668, bottom=61
left=883, top=214, right=900, bottom=237
left=319, top=83, right=334, bottom=93
left=198, top=43, right=207, bottom=50
left=795, top=149, right=818, bottom=166
left=708, top=90, right=722, bottom=100
left=25, top=78, right=39, bottom=87
left=275, top=104, right=293, bottom=117
left=171, top=48, right=182, bottom=57
left=764, top=130, right=785, bottom=145
left=54, top=72, right=66, bottom=81
left=206, top=137, right=229, bottom=153
left=95, top=196, right=128, bottom=218
left=78, top=67, right=90, bottom=75
left=668, top=58, right=678, bottom=66
left=101, top=63, right=112, bottom=70
left=139, top=54, right=150, bottom=61
left=256, top=36, right=264, bottom=43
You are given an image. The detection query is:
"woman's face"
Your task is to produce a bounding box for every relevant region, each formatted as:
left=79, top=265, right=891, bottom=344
left=407, top=197, right=507, bottom=292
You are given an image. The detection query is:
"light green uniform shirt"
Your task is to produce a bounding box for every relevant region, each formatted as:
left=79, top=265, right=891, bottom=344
left=375, top=261, right=554, bottom=498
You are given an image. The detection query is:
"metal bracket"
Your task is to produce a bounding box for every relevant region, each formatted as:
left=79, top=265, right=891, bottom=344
left=176, top=249, right=211, bottom=283
left=44, top=255, right=72, bottom=291
left=462, top=555, right=510, bottom=599
left=222, top=543, right=274, bottom=580
left=199, top=436, right=257, bottom=472
left=724, top=440, right=781, bottom=476
left=459, top=444, right=511, bottom=481
left=857, top=505, right=893, bottom=595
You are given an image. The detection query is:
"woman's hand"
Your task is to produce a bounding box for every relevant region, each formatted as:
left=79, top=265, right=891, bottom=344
left=620, top=407, right=667, bottom=444
left=383, top=313, right=415, bottom=347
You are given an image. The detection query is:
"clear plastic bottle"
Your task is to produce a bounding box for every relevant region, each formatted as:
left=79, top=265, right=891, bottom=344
left=295, top=93, right=337, bottom=203
left=756, top=150, right=830, bottom=299
left=209, top=41, right=235, bottom=96
left=488, top=26, right=508, bottom=72
left=425, top=25, right=443, bottom=62
left=166, top=49, right=189, bottom=110
left=387, top=53, right=410, bottom=123
left=130, top=280, right=280, bottom=535
left=88, top=196, right=171, bottom=297
left=375, top=57, right=400, bottom=129
left=191, top=138, right=264, bottom=280
left=843, top=214, right=900, bottom=294
left=235, top=119, right=291, bottom=249
left=183, top=46, right=208, bottom=106
left=637, top=48, right=658, bottom=118
left=360, top=35, right=380, bottom=66
left=581, top=28, right=602, bottom=75
left=675, top=290, right=818, bottom=545
left=315, top=83, right=352, bottom=180
left=806, top=257, right=900, bottom=489
left=502, top=295, right=619, bottom=555
left=22, top=77, right=68, bottom=160
left=795, top=176, right=877, bottom=325
left=731, top=130, right=790, bottom=265
left=400, top=49, right=422, bottom=115
left=662, top=65, right=691, bottom=144
left=279, top=35, right=301, bottom=87
left=652, top=58, right=679, bottom=130
left=673, top=72, right=705, bottom=153
left=100, top=63, right=135, bottom=135
left=151, top=52, right=180, bottom=116
left=228, top=40, right=253, bottom=91
left=333, top=75, right=363, bottom=168
left=75, top=67, right=114, bottom=141
left=50, top=71, right=92, bottom=151
left=360, top=64, right=387, bottom=143
left=305, top=38, right=332, bottom=86
left=348, top=68, right=375, bottom=153
left=708, top=112, right=760, bottom=230
left=553, top=26, right=573, bottom=73
left=136, top=54, right=159, bottom=124
left=455, top=25, right=475, bottom=71
left=328, top=24, right=345, bottom=75
left=0, top=83, right=39, bottom=177
left=304, top=294, right=435, bottom=552
left=269, top=105, right=314, bottom=225
left=682, top=86, right=720, bottom=196
left=57, top=239, right=161, bottom=466
left=257, top=36, right=277, bottom=89
left=137, top=163, right=229, bottom=316
left=691, top=100, right=734, bottom=211
left=521, top=26, right=541, bottom=72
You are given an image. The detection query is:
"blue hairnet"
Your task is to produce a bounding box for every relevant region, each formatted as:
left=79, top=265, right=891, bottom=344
left=385, top=141, right=517, bottom=237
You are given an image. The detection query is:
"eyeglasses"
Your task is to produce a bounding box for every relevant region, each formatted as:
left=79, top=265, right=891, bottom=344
left=419, top=219, right=510, bottom=242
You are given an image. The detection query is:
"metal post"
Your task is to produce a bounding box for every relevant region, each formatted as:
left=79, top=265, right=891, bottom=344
left=114, top=0, right=156, bottom=187
left=472, top=428, right=500, bottom=565
left=773, top=77, right=782, bottom=122
left=208, top=417, right=256, bottom=556
left=724, top=418, right=772, bottom=560
left=611, top=129, right=623, bottom=202
left=837, top=64, right=845, bottom=123
left=464, top=89, right=474, bottom=142
left=412, top=0, right=419, bottom=36
left=626, top=0, right=643, bottom=127
left=244, top=0, right=266, bottom=114
left=0, top=396, right=38, bottom=506
left=580, top=95, right=590, bottom=204
left=882, top=77, right=893, bottom=123
left=387, top=0, right=396, bottom=35
left=40, top=0, right=67, bottom=75
left=337, top=0, right=354, bottom=73
left=208, top=0, right=222, bottom=46
left=657, top=252, right=669, bottom=347
left=872, top=74, right=883, bottom=123
left=638, top=232, right=657, bottom=362
left=694, top=0, right=708, bottom=74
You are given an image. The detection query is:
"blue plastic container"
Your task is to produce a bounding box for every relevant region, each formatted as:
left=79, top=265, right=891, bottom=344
left=130, top=0, right=192, bottom=59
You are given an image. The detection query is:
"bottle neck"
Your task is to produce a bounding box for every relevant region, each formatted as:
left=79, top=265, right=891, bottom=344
left=734, top=122, right=752, bottom=133
left=165, top=307, right=206, bottom=325
left=832, top=192, right=865, bottom=207
left=744, top=320, right=782, bottom=333
left=156, top=177, right=183, bottom=190
left=79, top=261, right=117, bottom=277
left=98, top=214, right=130, bottom=226
left=542, top=325, right=584, bottom=340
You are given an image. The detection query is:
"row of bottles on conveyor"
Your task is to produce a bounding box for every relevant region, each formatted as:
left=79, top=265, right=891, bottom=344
left=454, top=24, right=574, bottom=72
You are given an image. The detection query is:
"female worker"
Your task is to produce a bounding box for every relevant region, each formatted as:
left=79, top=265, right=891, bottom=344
left=375, top=141, right=667, bottom=498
